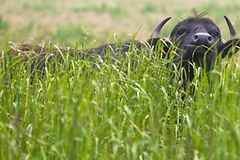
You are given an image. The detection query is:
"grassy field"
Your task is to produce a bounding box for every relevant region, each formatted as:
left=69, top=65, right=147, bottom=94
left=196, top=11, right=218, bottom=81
left=0, top=0, right=240, bottom=159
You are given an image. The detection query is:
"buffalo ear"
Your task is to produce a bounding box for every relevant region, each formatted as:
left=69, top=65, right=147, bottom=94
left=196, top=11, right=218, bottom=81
left=148, top=38, right=172, bottom=58
left=218, top=39, right=240, bottom=58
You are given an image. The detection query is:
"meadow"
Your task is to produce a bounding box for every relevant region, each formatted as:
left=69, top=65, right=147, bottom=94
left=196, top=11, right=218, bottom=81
left=0, top=0, right=240, bottom=159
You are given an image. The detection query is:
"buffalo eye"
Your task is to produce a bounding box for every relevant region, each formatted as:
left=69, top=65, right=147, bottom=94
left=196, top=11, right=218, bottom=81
left=177, top=29, right=188, bottom=37
left=212, top=31, right=220, bottom=37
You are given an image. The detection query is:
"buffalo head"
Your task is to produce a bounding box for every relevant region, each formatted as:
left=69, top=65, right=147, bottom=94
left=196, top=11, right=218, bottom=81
left=149, top=14, right=240, bottom=82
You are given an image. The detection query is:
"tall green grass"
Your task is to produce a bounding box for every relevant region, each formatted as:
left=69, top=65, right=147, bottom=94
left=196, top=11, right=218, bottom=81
left=0, top=41, right=239, bottom=159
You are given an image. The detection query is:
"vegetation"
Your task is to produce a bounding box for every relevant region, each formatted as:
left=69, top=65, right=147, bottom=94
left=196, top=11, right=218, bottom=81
left=0, top=0, right=240, bottom=159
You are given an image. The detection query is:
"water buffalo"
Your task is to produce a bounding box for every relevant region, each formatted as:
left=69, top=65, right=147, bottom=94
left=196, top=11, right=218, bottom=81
left=149, top=14, right=240, bottom=83
left=2, top=13, right=240, bottom=85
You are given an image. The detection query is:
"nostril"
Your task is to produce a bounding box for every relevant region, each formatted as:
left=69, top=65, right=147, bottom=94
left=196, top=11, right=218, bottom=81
left=194, top=35, right=199, bottom=40
left=208, top=36, right=213, bottom=42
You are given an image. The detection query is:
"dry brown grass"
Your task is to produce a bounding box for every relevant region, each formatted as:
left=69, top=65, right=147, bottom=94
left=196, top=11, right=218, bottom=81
left=0, top=0, right=240, bottom=47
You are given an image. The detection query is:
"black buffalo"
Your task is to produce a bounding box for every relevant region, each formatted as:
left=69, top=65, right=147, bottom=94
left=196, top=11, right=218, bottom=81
left=2, top=14, right=240, bottom=85
left=149, top=14, right=240, bottom=83
left=86, top=14, right=240, bottom=86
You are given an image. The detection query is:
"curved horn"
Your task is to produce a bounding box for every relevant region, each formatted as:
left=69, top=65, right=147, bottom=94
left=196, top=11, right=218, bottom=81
left=151, top=17, right=172, bottom=38
left=224, top=15, right=238, bottom=39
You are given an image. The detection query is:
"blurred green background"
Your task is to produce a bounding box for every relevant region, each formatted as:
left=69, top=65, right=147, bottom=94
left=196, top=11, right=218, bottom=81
left=0, top=0, right=240, bottom=49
